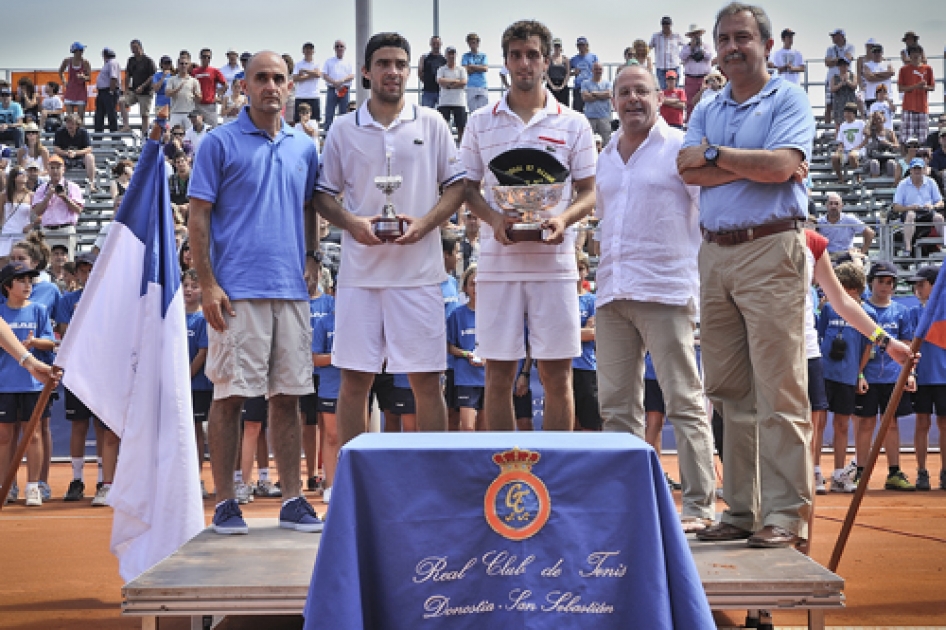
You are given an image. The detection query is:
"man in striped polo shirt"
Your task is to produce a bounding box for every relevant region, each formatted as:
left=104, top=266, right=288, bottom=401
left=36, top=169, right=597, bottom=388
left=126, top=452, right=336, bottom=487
left=460, top=19, right=597, bottom=432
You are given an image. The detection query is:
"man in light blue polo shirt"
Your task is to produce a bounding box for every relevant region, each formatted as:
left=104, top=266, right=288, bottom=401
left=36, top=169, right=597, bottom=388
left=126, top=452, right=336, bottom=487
left=892, top=157, right=945, bottom=254
left=462, top=33, right=489, bottom=112
left=817, top=191, right=874, bottom=256
left=189, top=51, right=323, bottom=536
left=677, top=2, right=816, bottom=549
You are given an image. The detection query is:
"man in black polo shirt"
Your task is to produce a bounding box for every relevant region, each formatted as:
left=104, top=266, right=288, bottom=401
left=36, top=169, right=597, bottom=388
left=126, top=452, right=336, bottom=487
left=122, top=39, right=156, bottom=133
left=418, top=36, right=447, bottom=109
left=52, top=114, right=96, bottom=186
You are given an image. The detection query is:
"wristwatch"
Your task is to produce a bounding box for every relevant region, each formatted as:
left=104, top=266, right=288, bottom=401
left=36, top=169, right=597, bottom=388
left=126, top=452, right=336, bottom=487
left=875, top=332, right=891, bottom=352
left=704, top=145, right=720, bottom=167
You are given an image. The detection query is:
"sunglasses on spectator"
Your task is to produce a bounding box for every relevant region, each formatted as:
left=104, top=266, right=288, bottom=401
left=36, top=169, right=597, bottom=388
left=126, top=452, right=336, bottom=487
left=173, top=132, right=185, bottom=137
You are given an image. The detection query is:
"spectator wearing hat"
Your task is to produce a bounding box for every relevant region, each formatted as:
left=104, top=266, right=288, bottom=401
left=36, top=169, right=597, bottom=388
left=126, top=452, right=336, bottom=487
left=39, top=81, right=64, bottom=133
left=581, top=62, right=613, bottom=145
left=234, top=51, right=252, bottom=84
left=893, top=157, right=944, bottom=254
left=462, top=33, right=490, bottom=113
left=830, top=57, right=857, bottom=135
left=896, top=136, right=922, bottom=182
left=769, top=28, right=804, bottom=85
left=293, top=43, right=323, bottom=124
left=0, top=261, right=56, bottom=507
left=824, top=29, right=855, bottom=126
left=0, top=87, right=25, bottom=149
left=570, top=36, right=598, bottom=113
left=151, top=56, right=174, bottom=111
left=546, top=38, right=571, bottom=107
left=900, top=31, right=926, bottom=65
left=680, top=24, right=714, bottom=119
left=30, top=155, right=83, bottom=259
left=650, top=17, right=684, bottom=90
left=833, top=102, right=866, bottom=182
left=419, top=36, right=447, bottom=109
left=437, top=47, right=468, bottom=142
left=190, top=49, right=227, bottom=126
left=907, top=265, right=946, bottom=490
left=867, top=83, right=897, bottom=134
left=184, top=110, right=209, bottom=154
left=16, top=122, right=48, bottom=174
left=220, top=48, right=242, bottom=97
left=855, top=261, right=917, bottom=490
left=166, top=51, right=202, bottom=131
left=898, top=45, right=935, bottom=145
left=323, top=41, right=354, bottom=131
left=94, top=47, right=122, bottom=133
left=58, top=42, right=92, bottom=121
left=23, top=162, right=45, bottom=193
left=860, top=42, right=894, bottom=110
left=121, top=39, right=156, bottom=134
left=52, top=114, right=96, bottom=188
left=659, top=70, right=686, bottom=129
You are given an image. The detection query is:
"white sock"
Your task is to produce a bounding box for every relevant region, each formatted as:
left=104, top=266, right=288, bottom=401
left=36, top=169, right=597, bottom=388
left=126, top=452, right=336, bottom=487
left=71, top=458, right=84, bottom=480
left=26, top=481, right=39, bottom=492
left=234, top=471, right=243, bottom=483
left=96, top=457, right=103, bottom=483
left=814, top=465, right=822, bottom=475
left=833, top=468, right=845, bottom=479
left=258, top=468, right=270, bottom=482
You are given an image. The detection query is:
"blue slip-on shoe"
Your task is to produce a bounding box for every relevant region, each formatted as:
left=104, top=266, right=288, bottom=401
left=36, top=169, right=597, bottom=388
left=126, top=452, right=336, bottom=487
left=212, top=498, right=249, bottom=535
left=279, top=496, right=324, bottom=533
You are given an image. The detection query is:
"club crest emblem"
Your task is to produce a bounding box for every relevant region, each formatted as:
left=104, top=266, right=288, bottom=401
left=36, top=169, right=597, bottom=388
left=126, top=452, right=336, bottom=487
left=484, top=447, right=551, bottom=540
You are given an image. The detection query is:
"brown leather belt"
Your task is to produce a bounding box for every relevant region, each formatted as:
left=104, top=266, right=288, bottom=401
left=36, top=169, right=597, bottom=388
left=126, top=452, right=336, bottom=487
left=702, top=219, right=802, bottom=247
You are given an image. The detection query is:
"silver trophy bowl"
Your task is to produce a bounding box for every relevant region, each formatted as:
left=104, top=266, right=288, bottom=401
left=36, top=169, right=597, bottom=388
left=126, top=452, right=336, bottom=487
left=492, top=183, right=566, bottom=242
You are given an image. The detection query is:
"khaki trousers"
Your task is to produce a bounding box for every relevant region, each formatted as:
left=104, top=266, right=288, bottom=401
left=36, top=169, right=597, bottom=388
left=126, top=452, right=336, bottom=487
left=598, top=299, right=716, bottom=520
left=699, top=229, right=812, bottom=537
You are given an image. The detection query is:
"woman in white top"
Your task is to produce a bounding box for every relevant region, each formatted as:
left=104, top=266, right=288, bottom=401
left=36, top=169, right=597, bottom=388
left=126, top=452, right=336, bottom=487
left=16, top=123, right=49, bottom=176
left=0, top=167, right=34, bottom=260
left=220, top=79, right=246, bottom=124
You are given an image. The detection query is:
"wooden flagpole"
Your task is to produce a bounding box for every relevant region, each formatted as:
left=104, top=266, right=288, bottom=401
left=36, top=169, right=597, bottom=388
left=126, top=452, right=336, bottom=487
left=0, top=372, right=60, bottom=511
left=827, top=336, right=923, bottom=572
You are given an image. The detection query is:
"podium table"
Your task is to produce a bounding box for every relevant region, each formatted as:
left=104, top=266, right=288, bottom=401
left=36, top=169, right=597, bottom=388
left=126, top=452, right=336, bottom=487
left=303, top=432, right=714, bottom=629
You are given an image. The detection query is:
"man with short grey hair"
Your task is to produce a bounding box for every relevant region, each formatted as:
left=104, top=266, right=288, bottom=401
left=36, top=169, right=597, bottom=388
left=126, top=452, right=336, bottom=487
left=581, top=63, right=613, bottom=146
left=597, top=64, right=716, bottom=532
left=678, top=2, right=816, bottom=549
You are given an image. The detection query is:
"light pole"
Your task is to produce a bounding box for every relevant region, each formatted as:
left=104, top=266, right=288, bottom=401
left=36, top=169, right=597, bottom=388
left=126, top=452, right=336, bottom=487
left=433, top=0, right=440, bottom=36
left=356, top=0, right=372, bottom=106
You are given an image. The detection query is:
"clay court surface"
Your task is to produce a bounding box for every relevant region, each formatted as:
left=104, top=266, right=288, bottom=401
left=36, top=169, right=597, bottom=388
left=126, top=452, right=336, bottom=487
left=2, top=454, right=945, bottom=629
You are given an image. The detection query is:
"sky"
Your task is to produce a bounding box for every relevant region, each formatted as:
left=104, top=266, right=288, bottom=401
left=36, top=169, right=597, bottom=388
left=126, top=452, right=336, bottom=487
left=1, top=0, right=943, bottom=100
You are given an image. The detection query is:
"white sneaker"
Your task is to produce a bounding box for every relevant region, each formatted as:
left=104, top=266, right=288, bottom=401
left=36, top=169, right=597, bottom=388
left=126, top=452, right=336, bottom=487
left=235, top=482, right=254, bottom=504
left=322, top=486, right=332, bottom=505
left=255, top=479, right=282, bottom=498
left=831, top=469, right=857, bottom=493
left=91, top=484, right=111, bottom=507
left=25, top=484, right=42, bottom=507
left=814, top=472, right=827, bottom=495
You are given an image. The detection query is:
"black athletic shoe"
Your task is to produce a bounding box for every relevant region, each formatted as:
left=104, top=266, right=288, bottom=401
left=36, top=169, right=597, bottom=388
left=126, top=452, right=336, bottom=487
left=64, top=479, right=85, bottom=502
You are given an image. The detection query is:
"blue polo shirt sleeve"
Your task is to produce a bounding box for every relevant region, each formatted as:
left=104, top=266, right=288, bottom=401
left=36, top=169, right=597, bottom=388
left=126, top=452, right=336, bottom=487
left=928, top=179, right=943, bottom=204
left=681, top=98, right=707, bottom=149
left=188, top=134, right=223, bottom=203
left=764, top=85, right=813, bottom=160
left=304, top=143, right=320, bottom=202
left=893, top=179, right=908, bottom=206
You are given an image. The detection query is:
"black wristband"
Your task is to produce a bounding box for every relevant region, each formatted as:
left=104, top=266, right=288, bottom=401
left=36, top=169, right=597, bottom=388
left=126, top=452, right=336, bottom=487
left=519, top=372, right=530, bottom=378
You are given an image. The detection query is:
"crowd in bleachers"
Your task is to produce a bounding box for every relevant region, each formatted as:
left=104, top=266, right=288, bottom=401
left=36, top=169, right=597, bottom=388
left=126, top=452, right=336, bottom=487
left=0, top=18, right=944, bottom=512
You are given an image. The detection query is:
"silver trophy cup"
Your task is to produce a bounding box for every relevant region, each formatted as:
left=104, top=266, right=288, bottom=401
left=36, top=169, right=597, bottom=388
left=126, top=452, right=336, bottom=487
left=492, top=183, right=566, bottom=242
left=374, top=152, right=406, bottom=242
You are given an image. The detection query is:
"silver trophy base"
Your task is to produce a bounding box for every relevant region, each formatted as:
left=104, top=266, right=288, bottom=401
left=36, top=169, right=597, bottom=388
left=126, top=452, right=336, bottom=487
left=374, top=217, right=406, bottom=243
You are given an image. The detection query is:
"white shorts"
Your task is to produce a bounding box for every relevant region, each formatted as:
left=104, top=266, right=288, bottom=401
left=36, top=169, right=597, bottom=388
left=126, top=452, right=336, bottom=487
left=840, top=149, right=865, bottom=164
left=333, top=284, right=446, bottom=374
left=206, top=299, right=313, bottom=400
left=476, top=280, right=580, bottom=361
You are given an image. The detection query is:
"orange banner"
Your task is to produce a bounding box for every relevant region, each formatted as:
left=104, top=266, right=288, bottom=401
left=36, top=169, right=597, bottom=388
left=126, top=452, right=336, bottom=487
left=11, top=69, right=124, bottom=112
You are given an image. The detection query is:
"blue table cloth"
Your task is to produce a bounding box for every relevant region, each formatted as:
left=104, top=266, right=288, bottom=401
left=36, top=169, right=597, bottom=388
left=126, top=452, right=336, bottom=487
left=303, top=432, right=713, bottom=629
